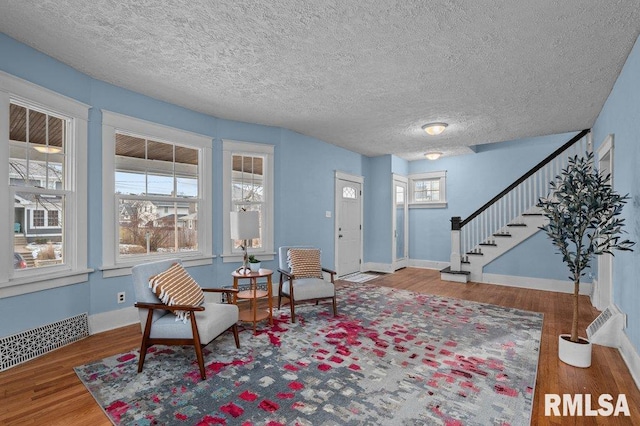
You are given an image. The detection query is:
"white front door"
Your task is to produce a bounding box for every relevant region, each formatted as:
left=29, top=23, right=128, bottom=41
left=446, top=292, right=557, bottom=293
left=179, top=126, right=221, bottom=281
left=335, top=174, right=363, bottom=276
left=595, top=135, right=614, bottom=310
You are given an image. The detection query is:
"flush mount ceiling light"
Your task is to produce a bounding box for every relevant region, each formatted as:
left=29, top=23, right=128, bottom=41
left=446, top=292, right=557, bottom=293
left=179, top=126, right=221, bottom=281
left=421, top=122, right=448, bottom=136
left=424, top=152, right=442, bottom=161
left=33, top=145, right=62, bottom=154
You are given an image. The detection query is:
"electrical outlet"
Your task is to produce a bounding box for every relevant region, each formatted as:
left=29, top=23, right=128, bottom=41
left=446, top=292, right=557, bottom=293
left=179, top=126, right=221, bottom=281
left=117, top=292, right=126, bottom=304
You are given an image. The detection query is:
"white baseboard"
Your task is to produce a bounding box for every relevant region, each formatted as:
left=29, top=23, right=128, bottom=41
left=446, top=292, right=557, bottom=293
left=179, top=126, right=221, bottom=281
left=619, top=331, right=640, bottom=391
left=409, top=259, right=450, bottom=270
left=88, top=306, right=138, bottom=335
left=482, top=273, right=593, bottom=295
left=362, top=262, right=394, bottom=273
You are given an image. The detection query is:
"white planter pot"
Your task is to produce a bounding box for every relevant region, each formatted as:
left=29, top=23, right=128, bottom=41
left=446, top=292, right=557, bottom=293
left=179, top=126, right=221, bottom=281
left=249, top=262, right=261, bottom=272
left=558, top=334, right=592, bottom=368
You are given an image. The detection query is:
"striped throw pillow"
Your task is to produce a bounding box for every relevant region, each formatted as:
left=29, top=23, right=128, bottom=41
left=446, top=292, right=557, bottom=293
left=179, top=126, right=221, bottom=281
left=149, top=263, right=204, bottom=322
left=287, top=248, right=323, bottom=279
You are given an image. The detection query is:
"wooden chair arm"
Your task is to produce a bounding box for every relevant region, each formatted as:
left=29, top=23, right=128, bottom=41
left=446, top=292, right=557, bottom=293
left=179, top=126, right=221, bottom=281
left=322, top=267, right=336, bottom=276
left=203, top=288, right=239, bottom=294
left=134, top=302, right=205, bottom=312
left=278, top=268, right=294, bottom=280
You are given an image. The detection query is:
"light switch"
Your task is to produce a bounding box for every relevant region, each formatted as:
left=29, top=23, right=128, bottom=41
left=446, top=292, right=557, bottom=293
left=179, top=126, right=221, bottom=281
left=325, top=211, right=332, bottom=218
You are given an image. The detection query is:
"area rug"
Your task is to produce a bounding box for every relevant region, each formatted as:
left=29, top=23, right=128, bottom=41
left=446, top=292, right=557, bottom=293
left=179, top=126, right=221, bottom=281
left=75, top=284, right=543, bottom=425
left=339, top=272, right=380, bottom=283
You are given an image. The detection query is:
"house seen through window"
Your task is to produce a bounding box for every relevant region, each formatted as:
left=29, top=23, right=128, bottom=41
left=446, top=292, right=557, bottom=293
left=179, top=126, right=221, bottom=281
left=115, top=132, right=200, bottom=258
left=10, top=102, right=67, bottom=269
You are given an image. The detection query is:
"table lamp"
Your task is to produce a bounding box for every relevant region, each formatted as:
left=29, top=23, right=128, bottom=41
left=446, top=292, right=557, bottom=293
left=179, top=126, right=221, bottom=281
left=230, top=210, right=260, bottom=274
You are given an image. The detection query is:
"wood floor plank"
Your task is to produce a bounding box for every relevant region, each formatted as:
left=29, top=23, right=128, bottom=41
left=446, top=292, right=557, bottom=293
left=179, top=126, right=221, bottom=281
left=0, top=268, right=638, bottom=425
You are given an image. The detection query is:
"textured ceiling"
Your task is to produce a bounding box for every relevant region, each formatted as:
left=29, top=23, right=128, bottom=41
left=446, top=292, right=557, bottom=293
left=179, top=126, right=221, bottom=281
left=2, top=1, right=640, bottom=160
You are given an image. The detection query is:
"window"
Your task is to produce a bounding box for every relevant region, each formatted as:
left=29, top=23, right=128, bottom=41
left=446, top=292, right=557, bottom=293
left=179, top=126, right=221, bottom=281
left=342, top=186, right=357, bottom=199
left=101, top=111, right=213, bottom=276
left=1, top=72, right=89, bottom=297
left=48, top=210, right=59, bottom=227
left=409, top=171, right=447, bottom=208
left=222, top=140, right=274, bottom=261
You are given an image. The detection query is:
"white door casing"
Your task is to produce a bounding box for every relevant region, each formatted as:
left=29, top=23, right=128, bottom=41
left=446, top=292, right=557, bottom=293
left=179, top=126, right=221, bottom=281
left=594, top=134, right=614, bottom=310
left=392, top=174, right=408, bottom=270
left=335, top=171, right=363, bottom=276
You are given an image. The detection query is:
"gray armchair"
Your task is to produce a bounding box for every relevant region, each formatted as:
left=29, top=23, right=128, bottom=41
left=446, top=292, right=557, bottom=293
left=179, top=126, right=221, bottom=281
left=132, top=258, right=240, bottom=380
left=277, top=246, right=337, bottom=323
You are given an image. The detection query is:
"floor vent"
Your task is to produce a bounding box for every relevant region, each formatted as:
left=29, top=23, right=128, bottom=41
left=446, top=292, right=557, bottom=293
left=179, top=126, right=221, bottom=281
left=0, top=313, right=89, bottom=371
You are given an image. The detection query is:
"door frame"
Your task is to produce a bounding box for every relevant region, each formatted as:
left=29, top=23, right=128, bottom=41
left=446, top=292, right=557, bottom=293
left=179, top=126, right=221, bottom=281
left=392, top=174, right=408, bottom=270
left=334, top=171, right=364, bottom=276
left=594, top=134, right=614, bottom=310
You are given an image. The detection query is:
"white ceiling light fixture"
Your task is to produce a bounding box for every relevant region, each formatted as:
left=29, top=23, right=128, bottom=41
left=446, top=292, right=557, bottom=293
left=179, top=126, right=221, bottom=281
left=424, top=152, right=442, bottom=161
left=33, top=145, right=62, bottom=154
left=422, top=122, right=448, bottom=136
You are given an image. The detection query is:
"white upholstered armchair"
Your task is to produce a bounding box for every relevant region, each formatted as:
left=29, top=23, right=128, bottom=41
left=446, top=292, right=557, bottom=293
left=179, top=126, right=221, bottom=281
left=277, top=246, right=337, bottom=323
left=132, top=258, right=240, bottom=380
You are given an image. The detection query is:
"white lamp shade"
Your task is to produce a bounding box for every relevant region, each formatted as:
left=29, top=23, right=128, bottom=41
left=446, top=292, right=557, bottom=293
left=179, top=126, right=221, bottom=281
left=230, top=210, right=260, bottom=240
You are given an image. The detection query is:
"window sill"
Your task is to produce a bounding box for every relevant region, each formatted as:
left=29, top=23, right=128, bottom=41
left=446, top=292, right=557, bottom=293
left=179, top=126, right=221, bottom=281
left=0, top=267, right=93, bottom=299
left=221, top=252, right=275, bottom=263
left=101, top=255, right=215, bottom=278
left=409, top=202, right=448, bottom=209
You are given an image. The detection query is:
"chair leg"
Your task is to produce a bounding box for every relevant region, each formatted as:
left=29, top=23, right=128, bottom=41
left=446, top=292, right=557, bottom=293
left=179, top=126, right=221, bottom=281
left=232, top=323, right=240, bottom=348
left=138, top=337, right=149, bottom=373
left=332, top=296, right=337, bottom=316
left=290, top=298, right=296, bottom=323
left=190, top=315, right=206, bottom=380
left=138, top=310, right=154, bottom=373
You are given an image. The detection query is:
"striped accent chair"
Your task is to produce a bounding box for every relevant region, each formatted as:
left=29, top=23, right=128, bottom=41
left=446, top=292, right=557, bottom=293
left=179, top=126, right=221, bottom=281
left=277, top=246, right=337, bottom=323
left=132, top=258, right=240, bottom=380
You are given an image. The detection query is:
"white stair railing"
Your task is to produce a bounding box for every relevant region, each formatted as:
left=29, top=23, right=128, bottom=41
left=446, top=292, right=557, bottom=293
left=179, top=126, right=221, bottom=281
left=450, top=130, right=591, bottom=269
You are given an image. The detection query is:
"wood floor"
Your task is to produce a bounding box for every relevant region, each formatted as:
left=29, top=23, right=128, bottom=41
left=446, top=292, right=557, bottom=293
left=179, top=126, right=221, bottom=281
left=1, top=268, right=638, bottom=425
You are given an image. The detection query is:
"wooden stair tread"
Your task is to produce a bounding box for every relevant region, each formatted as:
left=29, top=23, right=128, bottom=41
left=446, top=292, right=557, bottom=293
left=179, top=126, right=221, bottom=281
left=439, top=266, right=470, bottom=275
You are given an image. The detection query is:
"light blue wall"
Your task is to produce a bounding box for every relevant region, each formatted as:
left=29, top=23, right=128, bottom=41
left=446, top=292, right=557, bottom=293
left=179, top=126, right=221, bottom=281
left=592, top=34, right=640, bottom=351
left=364, top=155, right=393, bottom=264
left=391, top=155, right=409, bottom=176
left=277, top=129, right=364, bottom=267
left=409, top=132, right=579, bottom=281
left=0, top=34, right=365, bottom=337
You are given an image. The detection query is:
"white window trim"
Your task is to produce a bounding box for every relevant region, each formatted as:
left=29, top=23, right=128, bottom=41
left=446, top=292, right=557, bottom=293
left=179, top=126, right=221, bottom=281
left=221, top=139, right=275, bottom=262
left=0, top=71, right=91, bottom=298
left=101, top=111, right=213, bottom=277
left=409, top=170, right=447, bottom=208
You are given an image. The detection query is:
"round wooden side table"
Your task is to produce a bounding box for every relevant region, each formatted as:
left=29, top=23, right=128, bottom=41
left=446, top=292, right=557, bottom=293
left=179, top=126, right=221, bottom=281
left=232, top=268, right=273, bottom=335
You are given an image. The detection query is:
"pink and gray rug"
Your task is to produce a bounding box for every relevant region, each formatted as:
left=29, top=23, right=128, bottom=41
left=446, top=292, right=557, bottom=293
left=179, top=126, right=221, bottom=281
left=75, top=284, right=542, bottom=425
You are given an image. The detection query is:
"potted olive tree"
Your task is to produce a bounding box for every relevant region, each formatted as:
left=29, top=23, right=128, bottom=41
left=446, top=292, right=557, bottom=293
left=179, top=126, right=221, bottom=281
left=537, top=151, right=634, bottom=368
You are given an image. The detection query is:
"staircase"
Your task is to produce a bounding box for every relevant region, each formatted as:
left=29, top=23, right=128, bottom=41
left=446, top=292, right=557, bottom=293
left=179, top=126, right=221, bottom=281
left=13, top=234, right=36, bottom=268
left=441, top=210, right=547, bottom=282
left=441, top=129, right=591, bottom=283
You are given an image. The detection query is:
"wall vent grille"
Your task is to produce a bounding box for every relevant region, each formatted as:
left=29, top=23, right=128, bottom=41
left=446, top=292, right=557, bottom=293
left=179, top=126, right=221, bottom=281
left=587, top=304, right=625, bottom=348
left=0, top=313, right=89, bottom=371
